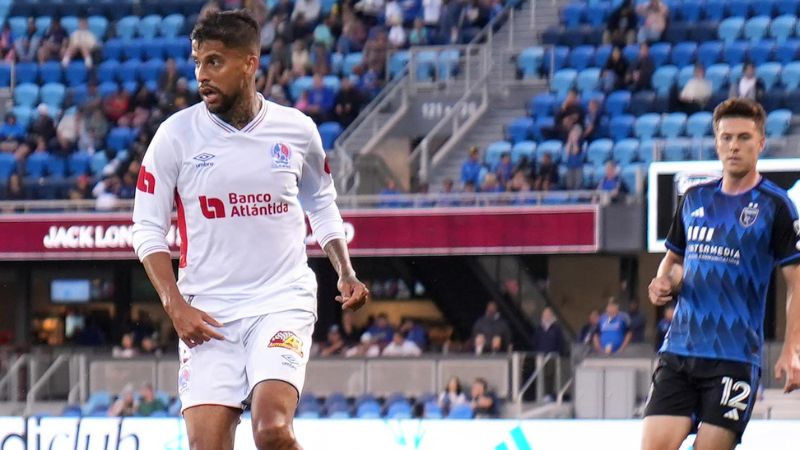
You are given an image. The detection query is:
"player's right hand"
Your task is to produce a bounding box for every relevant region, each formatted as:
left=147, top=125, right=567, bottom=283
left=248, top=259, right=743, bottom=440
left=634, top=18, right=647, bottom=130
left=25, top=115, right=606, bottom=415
left=167, top=300, right=224, bottom=348
left=648, top=276, right=674, bottom=306
left=775, top=346, right=800, bottom=393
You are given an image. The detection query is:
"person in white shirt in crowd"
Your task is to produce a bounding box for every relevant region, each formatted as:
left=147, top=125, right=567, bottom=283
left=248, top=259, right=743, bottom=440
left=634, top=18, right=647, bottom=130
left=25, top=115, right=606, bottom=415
left=131, top=10, right=368, bottom=450
left=344, top=331, right=381, bottom=357
left=381, top=330, right=422, bottom=357
left=678, top=64, right=712, bottom=114
left=61, top=17, right=98, bottom=68
left=112, top=332, right=138, bottom=358
left=728, top=63, right=764, bottom=103
left=437, top=376, right=468, bottom=414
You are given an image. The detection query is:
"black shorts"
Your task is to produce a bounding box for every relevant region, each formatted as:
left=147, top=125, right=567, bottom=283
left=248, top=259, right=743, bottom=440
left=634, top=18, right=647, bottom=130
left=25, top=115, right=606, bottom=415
left=644, top=352, right=761, bottom=442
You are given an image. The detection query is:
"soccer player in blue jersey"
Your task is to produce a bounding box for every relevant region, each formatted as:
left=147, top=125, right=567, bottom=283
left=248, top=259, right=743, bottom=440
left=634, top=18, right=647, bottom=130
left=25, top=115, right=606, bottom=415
left=642, top=99, right=800, bottom=450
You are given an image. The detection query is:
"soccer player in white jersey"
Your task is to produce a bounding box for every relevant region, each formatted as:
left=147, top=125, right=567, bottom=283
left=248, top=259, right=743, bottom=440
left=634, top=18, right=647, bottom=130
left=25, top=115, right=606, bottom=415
left=131, top=10, right=369, bottom=450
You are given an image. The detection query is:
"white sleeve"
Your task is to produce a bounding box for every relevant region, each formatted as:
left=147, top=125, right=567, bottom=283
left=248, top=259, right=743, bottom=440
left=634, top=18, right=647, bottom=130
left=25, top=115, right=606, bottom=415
left=131, top=124, right=181, bottom=261
left=299, top=117, right=346, bottom=249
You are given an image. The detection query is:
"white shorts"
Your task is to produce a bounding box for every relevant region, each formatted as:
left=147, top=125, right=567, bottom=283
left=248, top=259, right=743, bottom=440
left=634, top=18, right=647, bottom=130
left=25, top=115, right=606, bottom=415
left=177, top=308, right=315, bottom=413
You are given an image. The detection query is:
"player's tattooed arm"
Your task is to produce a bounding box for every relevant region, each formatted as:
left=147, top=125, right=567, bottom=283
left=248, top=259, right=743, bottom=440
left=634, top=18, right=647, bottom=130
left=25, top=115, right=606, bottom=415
left=324, top=238, right=369, bottom=311
left=776, top=264, right=800, bottom=393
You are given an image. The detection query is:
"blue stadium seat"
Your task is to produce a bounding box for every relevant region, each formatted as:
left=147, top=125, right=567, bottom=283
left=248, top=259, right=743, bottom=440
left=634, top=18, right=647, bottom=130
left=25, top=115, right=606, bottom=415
left=729, top=63, right=745, bottom=84
left=88, top=15, right=108, bottom=39
left=318, top=122, right=343, bottom=150
left=64, top=62, right=87, bottom=87
left=623, top=43, right=640, bottom=64
left=8, top=16, right=26, bottom=39
left=582, top=163, right=597, bottom=188
left=542, top=46, right=569, bottom=73
left=101, top=38, right=123, bottom=61
left=34, top=16, right=51, bottom=38
left=511, top=141, right=536, bottom=165
left=677, top=65, right=695, bottom=89
left=123, top=39, right=145, bottom=61
left=697, top=41, right=723, bottom=68
left=652, top=65, right=678, bottom=97
left=568, top=45, right=595, bottom=71
left=165, top=37, right=191, bottom=60
left=638, top=140, right=655, bottom=164
left=117, top=16, right=139, bottom=40
left=670, top=42, right=697, bottom=68
left=67, top=151, right=91, bottom=176
left=437, top=50, right=460, bottom=81
left=613, top=139, right=639, bottom=165
left=608, top=115, right=634, bottom=141
left=576, top=68, right=600, bottom=93
left=0, top=152, right=15, bottom=183
left=629, top=91, right=655, bottom=116
left=680, top=0, right=704, bottom=22
left=587, top=139, right=613, bottom=166
left=649, top=43, right=672, bottom=67
left=69, top=84, right=88, bottom=106
left=447, top=404, right=473, bottom=419
left=775, top=39, right=800, bottom=63
left=664, top=22, right=692, bottom=45
left=342, top=52, right=362, bottom=76
left=530, top=93, right=556, bottom=117
left=748, top=40, right=775, bottom=66
left=561, top=2, right=584, bottom=27
left=40, top=83, right=66, bottom=109
left=634, top=113, right=661, bottom=139
left=766, top=109, right=792, bottom=137
left=756, top=62, right=782, bottom=89
left=60, top=16, right=79, bottom=35
left=770, top=15, right=796, bottom=42
left=723, top=41, right=749, bottom=66
left=621, top=163, right=644, bottom=192
left=290, top=76, right=313, bottom=101
left=356, top=400, right=382, bottom=419
left=81, top=391, right=112, bottom=416
left=423, top=401, right=443, bottom=419
left=0, top=63, right=10, bottom=87
left=38, top=61, right=62, bottom=84
left=11, top=105, right=33, bottom=129
left=15, top=62, right=37, bottom=84
left=661, top=112, right=688, bottom=138
left=550, top=69, right=577, bottom=98
left=706, top=64, right=730, bottom=92
left=414, top=51, right=436, bottom=81
left=161, top=13, right=185, bottom=38
left=744, top=16, right=772, bottom=43
left=604, top=90, right=630, bottom=116
left=507, top=116, right=533, bottom=145
left=484, top=140, right=511, bottom=170
left=14, top=83, right=39, bottom=108
left=662, top=139, right=690, bottom=161
left=46, top=155, right=66, bottom=178
left=777, top=0, right=799, bottom=15
left=386, top=401, right=413, bottom=419
left=518, top=46, right=543, bottom=79
left=541, top=26, right=561, bottom=46
left=594, top=45, right=611, bottom=68
left=727, top=0, right=751, bottom=16
left=138, top=14, right=162, bottom=39
left=323, top=75, right=341, bottom=94
left=537, top=140, right=563, bottom=163
left=119, top=59, right=141, bottom=83
left=686, top=111, right=713, bottom=138
left=142, top=38, right=166, bottom=60
left=89, top=151, right=108, bottom=176
left=692, top=21, right=719, bottom=43
left=97, top=60, right=119, bottom=84
left=752, top=0, right=776, bottom=16
left=138, top=59, right=164, bottom=84
left=25, top=151, right=51, bottom=178
left=106, top=127, right=134, bottom=151
left=719, top=17, right=745, bottom=44
left=782, top=61, right=800, bottom=89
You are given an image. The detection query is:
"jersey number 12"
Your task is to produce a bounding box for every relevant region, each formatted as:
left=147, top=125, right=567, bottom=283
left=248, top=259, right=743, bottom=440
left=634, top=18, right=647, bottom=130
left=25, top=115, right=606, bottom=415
left=720, top=376, right=751, bottom=411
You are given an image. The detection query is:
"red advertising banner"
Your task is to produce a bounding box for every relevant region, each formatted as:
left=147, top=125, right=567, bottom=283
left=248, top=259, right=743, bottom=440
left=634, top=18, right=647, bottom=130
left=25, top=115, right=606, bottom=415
left=0, top=206, right=599, bottom=260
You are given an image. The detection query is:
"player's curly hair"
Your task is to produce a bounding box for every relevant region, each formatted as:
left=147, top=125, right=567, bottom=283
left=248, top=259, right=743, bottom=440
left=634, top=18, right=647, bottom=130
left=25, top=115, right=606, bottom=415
left=190, top=9, right=260, bottom=53
left=712, top=98, right=766, bottom=136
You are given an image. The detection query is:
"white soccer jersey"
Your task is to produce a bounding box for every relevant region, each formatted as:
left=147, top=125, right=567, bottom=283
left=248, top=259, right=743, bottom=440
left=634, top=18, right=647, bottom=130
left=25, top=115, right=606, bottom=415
left=132, top=96, right=345, bottom=323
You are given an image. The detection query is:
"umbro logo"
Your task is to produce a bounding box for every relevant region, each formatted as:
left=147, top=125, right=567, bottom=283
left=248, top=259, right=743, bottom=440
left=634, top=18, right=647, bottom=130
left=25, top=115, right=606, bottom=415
left=691, top=207, right=704, bottom=218
left=193, top=153, right=216, bottom=168
left=724, top=409, right=740, bottom=421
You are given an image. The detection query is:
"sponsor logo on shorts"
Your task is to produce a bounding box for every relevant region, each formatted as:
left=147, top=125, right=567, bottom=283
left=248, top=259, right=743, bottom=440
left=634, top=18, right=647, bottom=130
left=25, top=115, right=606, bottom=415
left=178, top=366, right=190, bottom=394
left=282, top=354, right=300, bottom=370
left=268, top=331, right=304, bottom=357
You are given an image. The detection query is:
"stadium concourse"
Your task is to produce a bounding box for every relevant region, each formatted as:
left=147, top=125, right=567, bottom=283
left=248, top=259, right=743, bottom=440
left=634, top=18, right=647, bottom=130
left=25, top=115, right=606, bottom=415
left=0, top=0, right=800, bottom=449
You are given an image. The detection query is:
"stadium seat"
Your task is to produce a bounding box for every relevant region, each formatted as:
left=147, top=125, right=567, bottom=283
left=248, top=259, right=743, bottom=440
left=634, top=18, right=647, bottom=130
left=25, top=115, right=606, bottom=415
left=781, top=61, right=800, bottom=90
left=550, top=69, right=577, bottom=98
left=629, top=91, right=655, bottom=116
left=414, top=51, right=437, bottom=81
left=15, top=62, right=37, bottom=84
left=530, top=93, right=556, bottom=117
left=46, top=155, right=67, bottom=178
left=165, top=37, right=191, bottom=60
left=107, top=127, right=134, bottom=151
left=680, top=0, right=703, bottom=22
left=582, top=163, right=597, bottom=188
left=511, top=141, right=536, bottom=165
left=613, top=139, right=639, bottom=165
left=437, top=50, right=460, bottom=81
left=594, top=45, right=611, bottom=68
left=38, top=61, right=62, bottom=84
left=777, top=0, right=799, bottom=14
left=67, top=151, right=91, bottom=176
left=663, top=139, right=690, bottom=161
left=97, top=60, right=119, bottom=84
left=0, top=63, right=10, bottom=87
left=119, top=59, right=141, bottom=83
left=318, top=122, right=343, bottom=150
left=621, top=163, right=644, bottom=192
left=61, top=16, right=79, bottom=34
left=561, top=3, right=584, bottom=28
left=542, top=46, right=569, bottom=73
left=447, top=404, right=473, bottom=419
left=11, top=105, right=33, bottom=129
left=423, top=401, right=443, bottom=419
left=0, top=152, right=15, bottom=183
left=355, top=400, right=382, bottom=419
left=34, top=16, right=51, bottom=38
left=142, top=38, right=166, bottom=60
left=608, top=115, right=634, bottom=141
left=775, top=39, right=800, bottom=63
left=766, top=109, right=792, bottom=137
left=649, top=43, right=672, bottom=67
left=576, top=68, right=600, bottom=93
left=386, top=401, right=413, bottom=419
left=139, top=14, right=162, bottom=39
left=638, top=140, right=655, bottom=164
left=116, top=16, right=139, bottom=40
left=692, top=21, right=719, bottom=43
left=705, top=0, right=727, bottom=21
left=622, top=43, right=640, bottom=65
left=686, top=112, right=713, bottom=138
left=728, top=0, right=751, bottom=16
left=541, top=26, right=561, bottom=46
left=604, top=90, right=631, bottom=116
left=161, top=13, right=185, bottom=38
left=290, top=76, right=313, bottom=101
left=748, top=40, right=775, bottom=66
left=652, top=65, right=678, bottom=97
left=14, top=83, right=39, bottom=108
left=770, top=15, right=797, bottom=42
left=677, top=65, right=695, bottom=89
left=661, top=112, right=688, bottom=138
left=723, top=41, right=749, bottom=66
left=719, top=17, right=745, bottom=44
left=537, top=140, right=563, bottom=163
left=664, top=22, right=691, bottom=45
left=729, top=63, right=745, bottom=84
left=8, top=16, right=26, bottom=39
left=634, top=113, right=661, bottom=139
left=122, top=39, right=144, bottom=60
left=532, top=116, right=554, bottom=141
left=88, top=15, right=108, bottom=39
left=342, top=52, right=363, bottom=76
left=62, top=61, right=87, bottom=87
left=587, top=139, right=612, bottom=166
left=752, top=0, right=776, bottom=16
left=25, top=151, right=51, bottom=178
left=40, top=83, right=66, bottom=109
left=81, top=391, right=112, bottom=416
left=706, top=64, right=730, bottom=92
left=697, top=41, right=723, bottom=68
left=485, top=141, right=512, bottom=170
left=518, top=46, right=544, bottom=79
left=744, top=16, right=772, bottom=43
left=568, top=45, right=595, bottom=71
left=756, top=62, right=783, bottom=89
left=670, top=42, right=697, bottom=68
left=138, top=59, right=165, bottom=83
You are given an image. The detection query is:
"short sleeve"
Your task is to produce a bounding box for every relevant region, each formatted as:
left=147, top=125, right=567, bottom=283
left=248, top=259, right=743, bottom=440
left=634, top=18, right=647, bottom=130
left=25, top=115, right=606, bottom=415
left=665, top=194, right=688, bottom=255
left=771, top=198, right=800, bottom=266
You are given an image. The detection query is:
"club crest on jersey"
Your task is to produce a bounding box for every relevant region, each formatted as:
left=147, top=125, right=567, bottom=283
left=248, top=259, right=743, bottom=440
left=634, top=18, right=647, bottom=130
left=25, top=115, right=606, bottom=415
left=268, top=331, right=304, bottom=357
left=272, top=143, right=291, bottom=169
left=740, top=203, right=759, bottom=228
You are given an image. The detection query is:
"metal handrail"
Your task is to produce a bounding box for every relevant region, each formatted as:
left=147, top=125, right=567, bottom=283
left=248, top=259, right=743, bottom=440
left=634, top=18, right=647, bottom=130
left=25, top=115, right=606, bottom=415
left=0, top=354, right=29, bottom=401
left=25, top=354, right=70, bottom=415
left=516, top=352, right=555, bottom=405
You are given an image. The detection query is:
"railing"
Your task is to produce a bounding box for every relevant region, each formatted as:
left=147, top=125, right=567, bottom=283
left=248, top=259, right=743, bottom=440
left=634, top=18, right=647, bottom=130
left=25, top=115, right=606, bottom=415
left=25, top=354, right=71, bottom=415
left=0, top=354, right=28, bottom=402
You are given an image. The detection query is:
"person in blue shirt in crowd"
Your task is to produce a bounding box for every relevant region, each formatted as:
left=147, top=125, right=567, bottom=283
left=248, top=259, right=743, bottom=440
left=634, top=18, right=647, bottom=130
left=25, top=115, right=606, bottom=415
left=460, top=146, right=482, bottom=186
left=643, top=99, right=800, bottom=450
left=366, top=313, right=395, bottom=347
left=0, top=114, right=26, bottom=141
left=305, top=73, right=335, bottom=124
left=593, top=299, right=632, bottom=355
left=654, top=303, right=674, bottom=351
left=596, top=160, right=628, bottom=201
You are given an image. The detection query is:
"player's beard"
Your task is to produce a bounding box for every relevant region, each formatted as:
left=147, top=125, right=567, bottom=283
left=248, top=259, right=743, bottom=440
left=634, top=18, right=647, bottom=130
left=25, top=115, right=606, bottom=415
left=205, top=89, right=238, bottom=116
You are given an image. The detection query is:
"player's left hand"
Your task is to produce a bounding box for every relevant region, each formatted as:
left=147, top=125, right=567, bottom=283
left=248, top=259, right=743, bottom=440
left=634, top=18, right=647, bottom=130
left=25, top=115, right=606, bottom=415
left=336, top=274, right=369, bottom=311
left=774, top=346, right=800, bottom=393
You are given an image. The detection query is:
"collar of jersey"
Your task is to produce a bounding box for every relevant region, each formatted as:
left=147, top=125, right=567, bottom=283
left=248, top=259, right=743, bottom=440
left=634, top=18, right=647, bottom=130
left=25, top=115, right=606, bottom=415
left=205, top=93, right=268, bottom=134
left=715, top=175, right=764, bottom=197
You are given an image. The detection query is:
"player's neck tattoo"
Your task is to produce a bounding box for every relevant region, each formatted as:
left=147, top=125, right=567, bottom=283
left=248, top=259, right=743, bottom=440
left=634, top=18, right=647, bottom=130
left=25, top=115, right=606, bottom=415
left=221, top=91, right=260, bottom=130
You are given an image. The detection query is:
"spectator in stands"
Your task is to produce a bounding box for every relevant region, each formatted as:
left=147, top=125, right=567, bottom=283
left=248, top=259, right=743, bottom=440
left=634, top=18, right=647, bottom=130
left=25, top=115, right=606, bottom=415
left=67, top=175, right=92, bottom=200
left=602, top=46, right=628, bottom=93
left=582, top=99, right=601, bottom=142
left=108, top=384, right=136, bottom=417
left=441, top=0, right=465, bottom=44
left=0, top=114, right=25, bottom=141
left=532, top=152, right=559, bottom=191
left=366, top=313, right=394, bottom=346
left=409, top=18, right=430, bottom=46
left=62, top=17, right=98, bottom=68
left=627, top=42, right=654, bottom=92
left=112, top=332, right=138, bottom=358
left=339, top=310, right=362, bottom=345
left=605, top=0, right=636, bottom=47
left=244, top=0, right=269, bottom=26
left=320, top=324, right=347, bottom=356
left=655, top=303, right=674, bottom=350
left=0, top=23, right=15, bottom=62
left=103, top=86, right=132, bottom=124
left=578, top=309, right=600, bottom=345
left=136, top=383, right=167, bottom=417
left=480, top=172, right=503, bottom=193
left=596, top=160, right=627, bottom=201
left=423, top=0, right=443, bottom=33
left=39, top=17, right=68, bottom=63
left=118, top=172, right=137, bottom=199
left=626, top=300, right=646, bottom=343
left=438, top=376, right=468, bottom=413
left=677, top=64, right=712, bottom=114
left=532, top=307, right=566, bottom=355
left=460, top=146, right=483, bottom=186
left=334, top=77, right=364, bottom=128
left=345, top=331, right=381, bottom=357
left=548, top=89, right=583, bottom=142
left=14, top=17, right=40, bottom=63
left=293, top=0, right=322, bottom=24
left=470, top=378, right=497, bottom=418
left=4, top=173, right=24, bottom=202
left=636, top=0, right=668, bottom=44
left=291, top=39, right=311, bottom=76
left=594, top=299, right=632, bottom=355
left=306, top=73, right=335, bottom=123
left=30, top=106, right=56, bottom=144
left=729, top=62, right=764, bottom=103
left=140, top=334, right=163, bottom=357
left=388, top=16, right=407, bottom=49
left=313, top=16, right=335, bottom=50
left=563, top=133, right=584, bottom=191
left=382, top=330, right=422, bottom=356
left=400, top=318, right=428, bottom=350
left=471, top=301, right=511, bottom=351
left=506, top=169, right=531, bottom=193
left=495, top=153, right=514, bottom=186
left=94, top=173, right=121, bottom=210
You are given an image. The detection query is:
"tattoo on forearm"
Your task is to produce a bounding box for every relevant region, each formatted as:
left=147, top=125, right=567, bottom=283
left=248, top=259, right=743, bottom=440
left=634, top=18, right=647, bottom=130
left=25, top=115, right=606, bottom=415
left=323, top=239, right=353, bottom=276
